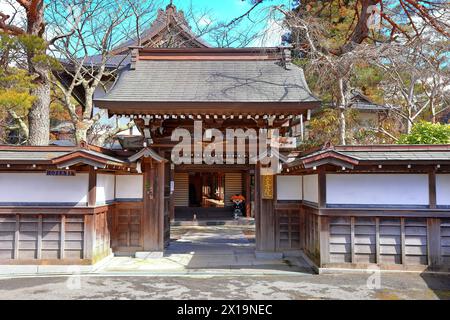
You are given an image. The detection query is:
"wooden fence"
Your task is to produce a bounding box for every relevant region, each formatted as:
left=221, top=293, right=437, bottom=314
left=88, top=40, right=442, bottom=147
left=0, top=206, right=113, bottom=265
left=275, top=203, right=450, bottom=271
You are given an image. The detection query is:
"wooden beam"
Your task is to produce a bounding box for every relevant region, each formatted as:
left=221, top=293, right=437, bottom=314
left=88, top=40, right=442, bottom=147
left=83, top=214, right=95, bottom=260
left=427, top=218, right=441, bottom=268
left=60, top=215, right=66, bottom=260
left=318, top=169, right=327, bottom=209
left=14, top=215, right=19, bottom=260
left=375, top=217, right=381, bottom=264
left=429, top=170, right=437, bottom=209
left=401, top=218, right=406, bottom=265
left=37, top=215, right=43, bottom=260
left=319, top=216, right=330, bottom=267
left=255, top=163, right=262, bottom=251
left=245, top=171, right=251, bottom=218
left=88, top=167, right=97, bottom=207
left=142, top=160, right=153, bottom=250
left=142, top=157, right=165, bottom=252
left=350, top=217, right=356, bottom=264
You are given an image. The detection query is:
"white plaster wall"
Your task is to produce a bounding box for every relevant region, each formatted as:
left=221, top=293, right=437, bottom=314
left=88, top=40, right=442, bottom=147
left=303, top=174, right=318, bottom=204
left=437, top=174, right=450, bottom=206
left=115, top=175, right=143, bottom=199
left=326, top=174, right=429, bottom=206
left=0, top=173, right=88, bottom=205
left=277, top=176, right=302, bottom=200
left=96, top=174, right=115, bottom=204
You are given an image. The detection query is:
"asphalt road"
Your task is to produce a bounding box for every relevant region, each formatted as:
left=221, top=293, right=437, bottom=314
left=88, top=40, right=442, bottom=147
left=0, top=272, right=449, bottom=300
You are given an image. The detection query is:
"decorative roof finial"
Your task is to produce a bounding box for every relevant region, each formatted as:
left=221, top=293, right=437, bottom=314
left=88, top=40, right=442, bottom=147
left=167, top=0, right=175, bottom=11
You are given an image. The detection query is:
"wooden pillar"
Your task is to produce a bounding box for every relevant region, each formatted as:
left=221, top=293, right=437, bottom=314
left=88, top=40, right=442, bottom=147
left=319, top=216, right=330, bottom=267
left=142, top=158, right=165, bottom=252
left=83, top=214, right=95, bottom=260
left=85, top=166, right=97, bottom=260
left=37, top=215, right=43, bottom=260
left=350, top=217, right=356, bottom=263
left=14, top=215, right=19, bottom=260
left=375, top=217, right=381, bottom=264
left=169, top=164, right=175, bottom=222
left=428, top=218, right=441, bottom=268
left=60, top=215, right=66, bottom=260
left=318, top=168, right=328, bottom=265
left=400, top=218, right=406, bottom=265
left=245, top=171, right=251, bottom=218
left=429, top=170, right=437, bottom=209
left=255, top=163, right=262, bottom=251
left=142, top=159, right=153, bottom=250
left=88, top=166, right=97, bottom=207
left=318, top=169, right=327, bottom=209
left=157, top=159, right=165, bottom=251
left=256, top=164, right=276, bottom=253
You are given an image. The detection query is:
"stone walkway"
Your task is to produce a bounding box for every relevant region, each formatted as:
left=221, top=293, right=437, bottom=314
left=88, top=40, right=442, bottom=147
left=99, top=225, right=313, bottom=275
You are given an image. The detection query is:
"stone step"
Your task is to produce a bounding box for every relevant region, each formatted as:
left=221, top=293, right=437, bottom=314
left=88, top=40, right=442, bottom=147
left=171, top=218, right=255, bottom=227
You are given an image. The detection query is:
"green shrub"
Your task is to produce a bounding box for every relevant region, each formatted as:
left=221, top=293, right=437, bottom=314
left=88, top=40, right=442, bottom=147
left=398, top=121, right=450, bottom=145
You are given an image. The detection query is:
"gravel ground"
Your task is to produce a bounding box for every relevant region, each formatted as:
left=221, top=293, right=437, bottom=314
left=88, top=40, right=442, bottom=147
left=0, top=272, right=449, bottom=300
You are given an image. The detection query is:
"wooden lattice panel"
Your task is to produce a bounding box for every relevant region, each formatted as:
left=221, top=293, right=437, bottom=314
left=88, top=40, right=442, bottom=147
left=441, top=219, right=450, bottom=266
left=276, top=208, right=301, bottom=250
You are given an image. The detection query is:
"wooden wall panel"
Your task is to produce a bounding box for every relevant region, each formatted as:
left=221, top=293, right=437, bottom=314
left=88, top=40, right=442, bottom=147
left=379, top=218, right=402, bottom=265
left=354, top=217, right=376, bottom=264
left=320, top=213, right=438, bottom=269
left=275, top=205, right=301, bottom=251
left=42, top=216, right=61, bottom=260
left=404, top=218, right=428, bottom=265
left=441, top=218, right=450, bottom=266
left=303, top=207, right=320, bottom=265
left=93, top=207, right=112, bottom=261
left=18, top=216, right=38, bottom=260
left=0, top=216, right=15, bottom=260
left=329, top=217, right=351, bottom=263
left=112, top=202, right=144, bottom=252
left=64, top=216, right=84, bottom=260
left=0, top=205, right=115, bottom=265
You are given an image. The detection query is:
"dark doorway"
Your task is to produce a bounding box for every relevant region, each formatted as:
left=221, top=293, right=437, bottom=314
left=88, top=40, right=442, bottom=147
left=188, top=172, right=225, bottom=208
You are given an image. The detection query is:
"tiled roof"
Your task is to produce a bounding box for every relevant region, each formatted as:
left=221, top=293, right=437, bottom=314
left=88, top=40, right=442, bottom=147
left=287, top=145, right=450, bottom=169
left=96, top=60, right=319, bottom=103
left=0, top=151, right=69, bottom=162
left=0, top=148, right=126, bottom=164
left=343, top=150, right=450, bottom=161
left=111, top=5, right=210, bottom=55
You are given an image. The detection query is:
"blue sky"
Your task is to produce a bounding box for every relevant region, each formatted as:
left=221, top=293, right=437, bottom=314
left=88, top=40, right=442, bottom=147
left=164, top=0, right=294, bottom=46
left=167, top=0, right=292, bottom=21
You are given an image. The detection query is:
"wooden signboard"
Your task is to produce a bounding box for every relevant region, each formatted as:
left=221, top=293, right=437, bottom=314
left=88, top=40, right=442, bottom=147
left=46, top=170, right=76, bottom=177
left=261, top=174, right=274, bottom=200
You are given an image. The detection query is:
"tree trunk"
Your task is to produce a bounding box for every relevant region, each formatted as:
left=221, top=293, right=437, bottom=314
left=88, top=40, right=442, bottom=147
left=337, top=78, right=346, bottom=145
left=27, top=80, right=50, bottom=146
left=74, top=121, right=91, bottom=146
left=338, top=107, right=346, bottom=145
left=25, top=1, right=50, bottom=146
left=430, top=98, right=436, bottom=124
left=406, top=106, right=413, bottom=134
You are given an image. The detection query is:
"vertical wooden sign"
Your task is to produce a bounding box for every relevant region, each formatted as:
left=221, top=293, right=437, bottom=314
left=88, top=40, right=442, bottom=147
left=261, top=175, right=274, bottom=200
